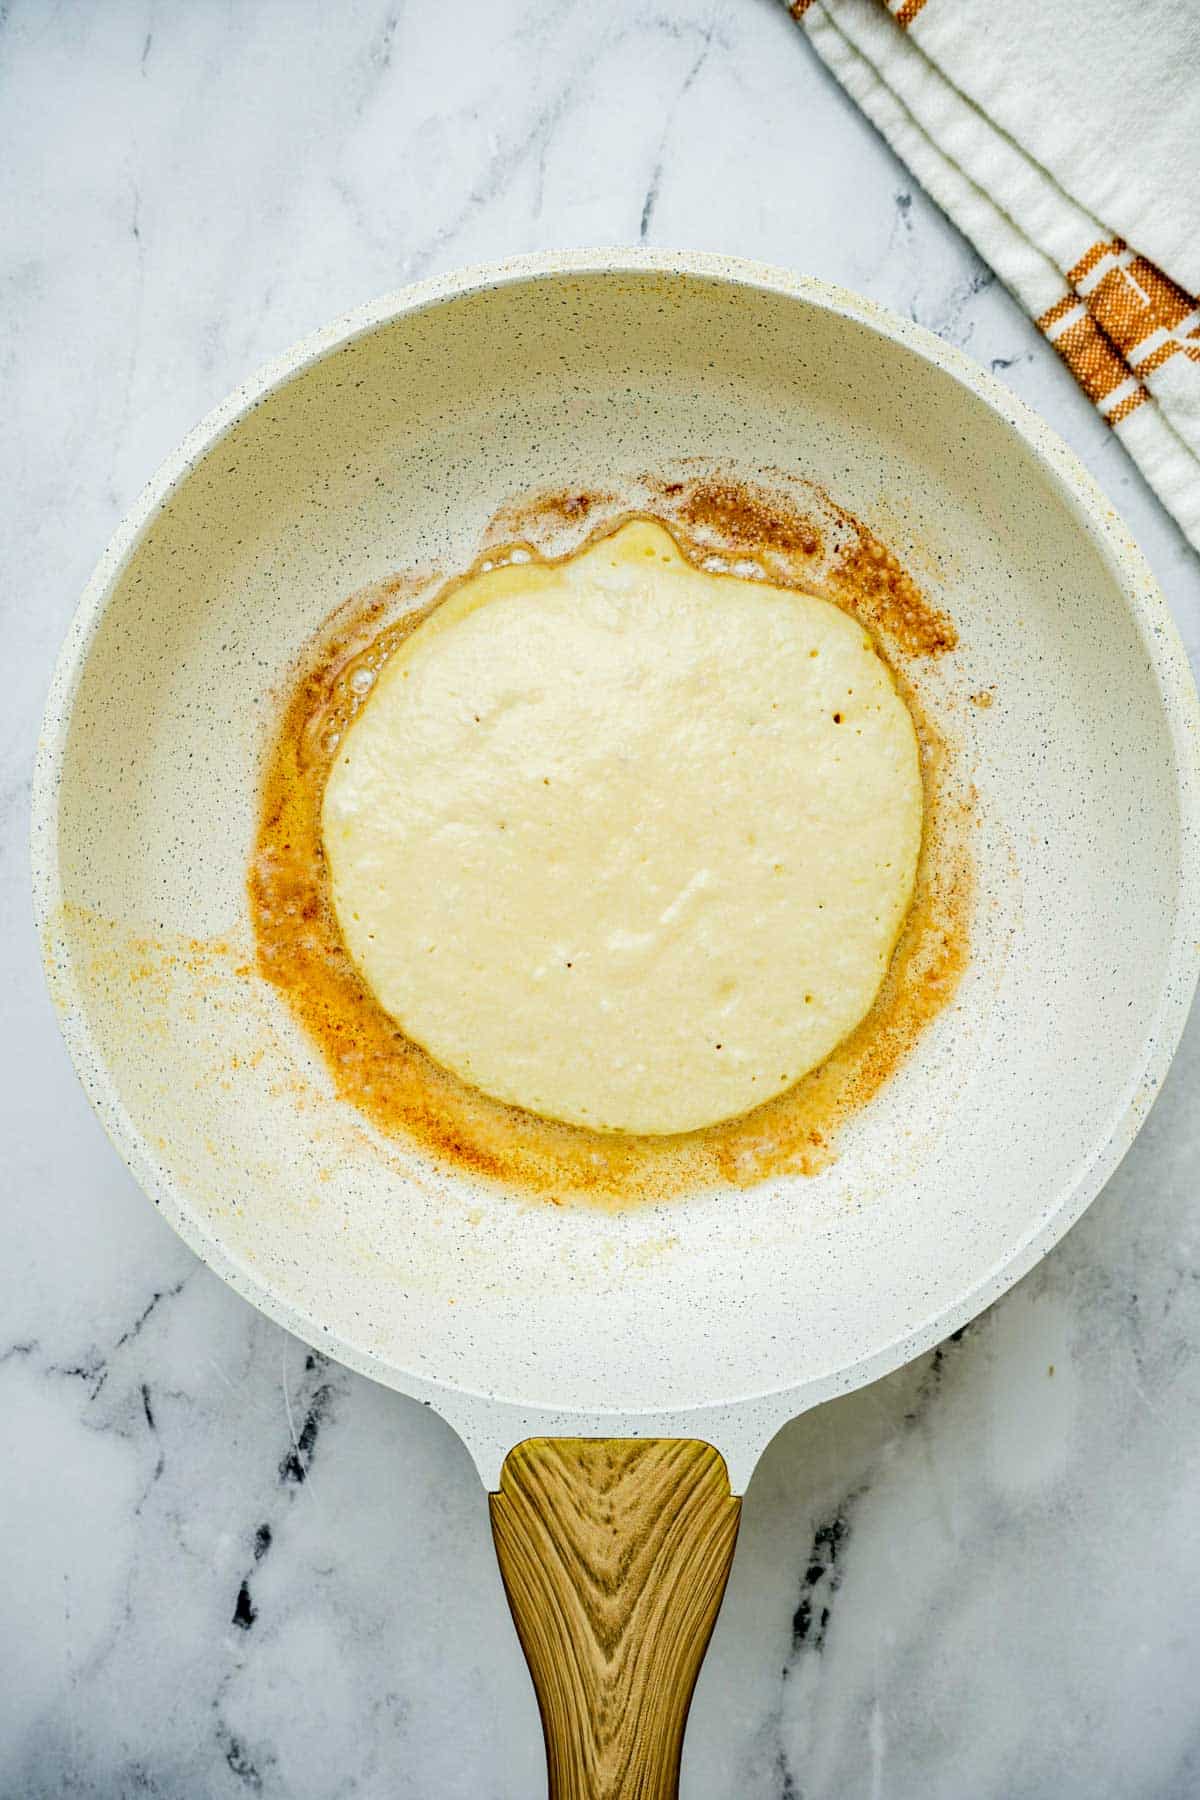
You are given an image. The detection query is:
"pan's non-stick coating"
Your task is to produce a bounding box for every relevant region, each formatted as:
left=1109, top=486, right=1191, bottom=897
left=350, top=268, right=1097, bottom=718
left=34, top=256, right=1200, bottom=1484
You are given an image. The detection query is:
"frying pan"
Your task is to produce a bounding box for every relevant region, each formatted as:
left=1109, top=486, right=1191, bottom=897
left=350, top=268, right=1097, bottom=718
left=33, top=251, right=1200, bottom=1798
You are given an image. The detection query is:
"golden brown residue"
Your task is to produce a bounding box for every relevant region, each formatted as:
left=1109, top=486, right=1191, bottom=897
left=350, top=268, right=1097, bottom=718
left=971, top=688, right=995, bottom=709
left=828, top=523, right=958, bottom=657
left=53, top=907, right=247, bottom=1016
left=666, top=477, right=822, bottom=561
left=642, top=471, right=956, bottom=661
left=485, top=486, right=611, bottom=541
left=249, top=476, right=970, bottom=1207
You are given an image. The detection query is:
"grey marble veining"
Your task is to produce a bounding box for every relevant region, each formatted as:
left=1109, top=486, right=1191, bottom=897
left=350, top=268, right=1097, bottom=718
left=2, top=1, right=1199, bottom=1795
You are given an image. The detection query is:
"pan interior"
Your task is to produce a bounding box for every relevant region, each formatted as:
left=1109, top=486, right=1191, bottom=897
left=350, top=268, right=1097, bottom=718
left=43, top=267, right=1192, bottom=1418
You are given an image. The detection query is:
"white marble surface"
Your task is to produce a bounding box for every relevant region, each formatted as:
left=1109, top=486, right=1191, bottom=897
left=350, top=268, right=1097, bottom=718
left=3, top=1, right=1199, bottom=1795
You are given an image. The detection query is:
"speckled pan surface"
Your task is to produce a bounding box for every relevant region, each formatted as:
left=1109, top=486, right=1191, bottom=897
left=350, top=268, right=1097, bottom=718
left=33, top=251, right=1200, bottom=1489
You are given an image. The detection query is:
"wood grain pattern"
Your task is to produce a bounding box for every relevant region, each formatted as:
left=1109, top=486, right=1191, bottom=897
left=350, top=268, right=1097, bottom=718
left=490, top=1439, right=741, bottom=1800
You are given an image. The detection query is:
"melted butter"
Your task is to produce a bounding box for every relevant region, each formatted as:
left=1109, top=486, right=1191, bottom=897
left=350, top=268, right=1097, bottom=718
left=249, top=480, right=969, bottom=1206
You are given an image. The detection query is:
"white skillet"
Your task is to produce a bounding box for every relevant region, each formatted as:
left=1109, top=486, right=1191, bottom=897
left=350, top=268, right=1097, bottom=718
left=33, top=252, right=1200, bottom=1798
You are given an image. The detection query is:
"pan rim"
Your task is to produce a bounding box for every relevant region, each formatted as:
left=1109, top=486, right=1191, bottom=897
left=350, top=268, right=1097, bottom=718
left=31, top=247, right=1200, bottom=1425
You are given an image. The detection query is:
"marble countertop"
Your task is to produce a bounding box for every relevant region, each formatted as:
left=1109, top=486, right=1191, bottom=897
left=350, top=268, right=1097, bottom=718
left=4, top=2, right=1199, bottom=1795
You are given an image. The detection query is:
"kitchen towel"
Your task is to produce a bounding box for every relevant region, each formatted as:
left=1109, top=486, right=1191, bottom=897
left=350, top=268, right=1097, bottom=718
left=784, top=0, right=1200, bottom=553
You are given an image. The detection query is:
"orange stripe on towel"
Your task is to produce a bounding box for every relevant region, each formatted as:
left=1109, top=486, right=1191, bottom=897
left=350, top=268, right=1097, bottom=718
left=1106, top=389, right=1149, bottom=426
left=1048, top=314, right=1135, bottom=403
left=1037, top=295, right=1081, bottom=335
left=1036, top=294, right=1150, bottom=423
left=1067, top=241, right=1124, bottom=287
left=1066, top=238, right=1200, bottom=379
left=1091, top=259, right=1200, bottom=363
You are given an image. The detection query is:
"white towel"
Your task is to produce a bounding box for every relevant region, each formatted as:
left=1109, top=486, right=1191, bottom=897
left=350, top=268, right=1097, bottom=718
left=785, top=0, right=1200, bottom=553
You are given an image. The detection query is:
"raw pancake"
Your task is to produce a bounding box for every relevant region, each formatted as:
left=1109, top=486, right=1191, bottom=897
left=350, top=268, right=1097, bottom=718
left=322, top=519, right=923, bottom=1135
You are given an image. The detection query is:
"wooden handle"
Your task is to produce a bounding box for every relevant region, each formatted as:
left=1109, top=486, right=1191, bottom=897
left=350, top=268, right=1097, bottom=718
left=490, top=1438, right=741, bottom=1800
